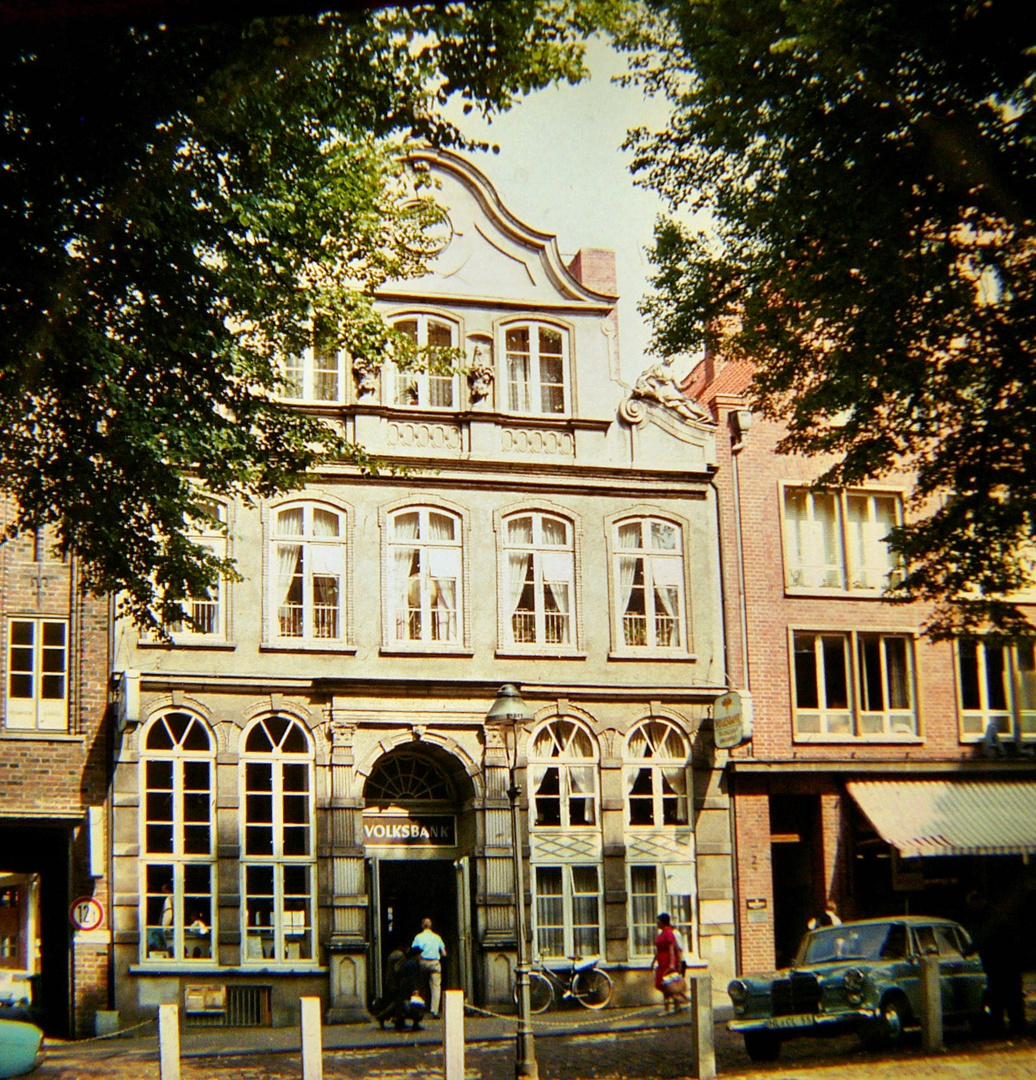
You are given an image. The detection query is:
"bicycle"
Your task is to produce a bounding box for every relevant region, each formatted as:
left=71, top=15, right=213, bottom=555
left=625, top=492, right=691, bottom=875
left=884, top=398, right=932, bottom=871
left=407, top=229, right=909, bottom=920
left=513, top=955, right=613, bottom=1013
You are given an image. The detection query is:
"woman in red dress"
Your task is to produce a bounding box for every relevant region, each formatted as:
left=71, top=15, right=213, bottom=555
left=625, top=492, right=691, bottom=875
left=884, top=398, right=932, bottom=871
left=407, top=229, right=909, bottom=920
left=652, top=912, right=688, bottom=1012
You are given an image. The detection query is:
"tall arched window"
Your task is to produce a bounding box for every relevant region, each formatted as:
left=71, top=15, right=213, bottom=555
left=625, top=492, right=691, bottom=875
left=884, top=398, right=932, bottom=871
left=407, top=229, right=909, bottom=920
left=501, top=513, right=574, bottom=647
left=241, top=716, right=315, bottom=963
left=390, top=314, right=458, bottom=407
left=613, top=517, right=686, bottom=649
left=624, top=720, right=690, bottom=827
left=388, top=507, right=462, bottom=644
left=502, top=321, right=568, bottom=415
left=529, top=718, right=598, bottom=828
left=270, top=502, right=345, bottom=642
left=140, top=711, right=215, bottom=962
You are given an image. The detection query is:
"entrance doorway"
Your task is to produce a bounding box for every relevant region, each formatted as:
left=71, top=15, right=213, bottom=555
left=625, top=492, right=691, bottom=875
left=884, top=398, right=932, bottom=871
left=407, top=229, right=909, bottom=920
left=770, top=795, right=823, bottom=968
left=376, top=860, right=458, bottom=995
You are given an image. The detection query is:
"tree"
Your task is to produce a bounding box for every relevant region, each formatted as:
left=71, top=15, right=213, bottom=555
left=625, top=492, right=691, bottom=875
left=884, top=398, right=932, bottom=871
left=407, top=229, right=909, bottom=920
left=0, top=2, right=613, bottom=631
left=616, top=0, right=1036, bottom=638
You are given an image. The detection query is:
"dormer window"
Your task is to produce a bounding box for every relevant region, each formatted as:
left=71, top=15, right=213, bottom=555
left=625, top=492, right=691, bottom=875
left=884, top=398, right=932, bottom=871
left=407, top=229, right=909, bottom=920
left=391, top=315, right=458, bottom=408
left=503, top=321, right=568, bottom=415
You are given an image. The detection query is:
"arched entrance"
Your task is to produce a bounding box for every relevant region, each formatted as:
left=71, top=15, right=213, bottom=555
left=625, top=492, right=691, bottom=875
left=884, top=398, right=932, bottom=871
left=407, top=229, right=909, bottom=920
left=362, top=744, right=476, bottom=1002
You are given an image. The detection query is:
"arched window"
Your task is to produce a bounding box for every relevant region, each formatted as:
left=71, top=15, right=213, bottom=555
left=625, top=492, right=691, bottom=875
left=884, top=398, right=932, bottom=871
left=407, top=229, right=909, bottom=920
left=140, top=711, right=215, bottom=962
left=390, top=314, right=458, bottom=408
left=241, top=716, right=315, bottom=964
left=624, top=720, right=690, bottom=827
left=502, top=321, right=569, bottom=415
left=364, top=751, right=455, bottom=803
left=165, top=497, right=228, bottom=640
left=501, top=512, right=574, bottom=647
left=270, top=502, right=345, bottom=642
left=280, top=319, right=345, bottom=404
left=388, top=507, right=462, bottom=644
left=529, top=718, right=598, bottom=828
left=613, top=517, right=686, bottom=649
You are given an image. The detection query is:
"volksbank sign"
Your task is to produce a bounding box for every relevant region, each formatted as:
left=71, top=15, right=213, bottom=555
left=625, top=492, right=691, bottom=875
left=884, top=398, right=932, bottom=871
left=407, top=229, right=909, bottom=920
left=362, top=814, right=456, bottom=847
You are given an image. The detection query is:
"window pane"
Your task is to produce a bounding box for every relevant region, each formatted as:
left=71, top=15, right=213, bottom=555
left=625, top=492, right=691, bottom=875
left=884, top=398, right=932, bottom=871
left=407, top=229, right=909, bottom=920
left=794, top=634, right=820, bottom=709
left=985, top=644, right=1008, bottom=710
left=535, top=866, right=564, bottom=958
left=859, top=636, right=884, bottom=712
left=821, top=636, right=849, bottom=709
left=630, top=865, right=658, bottom=952
left=508, top=516, right=534, bottom=545
left=427, top=320, right=453, bottom=348
left=959, top=641, right=981, bottom=710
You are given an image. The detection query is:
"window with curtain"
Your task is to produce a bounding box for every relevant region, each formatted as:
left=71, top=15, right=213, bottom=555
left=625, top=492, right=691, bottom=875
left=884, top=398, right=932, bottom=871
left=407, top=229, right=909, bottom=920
left=533, top=865, right=602, bottom=959
left=388, top=507, right=462, bottom=644
left=614, top=518, right=685, bottom=649
left=783, top=487, right=902, bottom=592
left=503, top=322, right=568, bottom=414
left=625, top=720, right=689, bottom=827
left=241, top=716, right=315, bottom=964
left=140, top=712, right=214, bottom=962
left=270, top=503, right=345, bottom=642
left=793, top=630, right=916, bottom=738
left=502, top=512, right=574, bottom=648
left=391, top=315, right=457, bottom=407
left=164, top=498, right=227, bottom=640
left=529, top=718, right=598, bottom=828
left=280, top=320, right=344, bottom=403
left=957, top=639, right=1036, bottom=741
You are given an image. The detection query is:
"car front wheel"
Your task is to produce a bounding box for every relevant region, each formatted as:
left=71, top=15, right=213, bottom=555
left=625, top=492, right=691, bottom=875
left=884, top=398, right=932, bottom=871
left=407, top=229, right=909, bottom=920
left=743, top=1031, right=782, bottom=1062
left=860, top=993, right=909, bottom=1048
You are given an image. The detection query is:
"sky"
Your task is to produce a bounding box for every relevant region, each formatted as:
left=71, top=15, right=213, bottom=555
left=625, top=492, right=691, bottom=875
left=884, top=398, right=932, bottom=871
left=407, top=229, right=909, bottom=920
left=446, top=35, right=675, bottom=386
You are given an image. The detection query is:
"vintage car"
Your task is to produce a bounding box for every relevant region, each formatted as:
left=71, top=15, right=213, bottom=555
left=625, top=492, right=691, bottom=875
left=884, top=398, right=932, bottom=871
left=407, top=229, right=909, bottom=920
left=0, top=1018, right=43, bottom=1079
left=727, top=916, right=986, bottom=1061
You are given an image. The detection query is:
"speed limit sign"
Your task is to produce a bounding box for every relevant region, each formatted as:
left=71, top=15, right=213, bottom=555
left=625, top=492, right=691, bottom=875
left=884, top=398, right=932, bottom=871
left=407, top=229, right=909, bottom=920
left=70, top=896, right=104, bottom=932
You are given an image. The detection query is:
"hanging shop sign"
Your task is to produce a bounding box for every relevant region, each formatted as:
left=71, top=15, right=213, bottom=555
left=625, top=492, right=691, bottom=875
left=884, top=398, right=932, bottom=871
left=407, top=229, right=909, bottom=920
left=713, top=691, right=745, bottom=749
left=362, top=814, right=456, bottom=847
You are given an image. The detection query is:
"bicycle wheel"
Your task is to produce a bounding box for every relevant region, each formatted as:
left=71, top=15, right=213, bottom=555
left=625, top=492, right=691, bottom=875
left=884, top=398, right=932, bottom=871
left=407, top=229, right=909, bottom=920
left=572, top=967, right=613, bottom=1009
left=513, top=971, right=554, bottom=1014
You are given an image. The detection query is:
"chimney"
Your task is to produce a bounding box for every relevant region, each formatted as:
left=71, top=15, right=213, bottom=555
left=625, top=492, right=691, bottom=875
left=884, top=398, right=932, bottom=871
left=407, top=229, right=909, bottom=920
left=566, top=248, right=617, bottom=297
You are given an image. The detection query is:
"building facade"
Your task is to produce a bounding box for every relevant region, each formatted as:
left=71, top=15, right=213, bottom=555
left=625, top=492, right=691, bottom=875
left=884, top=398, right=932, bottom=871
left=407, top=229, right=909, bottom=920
left=690, top=356, right=1036, bottom=978
left=110, top=149, right=737, bottom=1026
left=0, top=502, right=112, bottom=1037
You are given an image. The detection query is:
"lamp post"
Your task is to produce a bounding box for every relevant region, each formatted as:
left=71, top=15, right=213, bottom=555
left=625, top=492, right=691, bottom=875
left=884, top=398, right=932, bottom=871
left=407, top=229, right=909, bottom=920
left=486, top=683, right=538, bottom=1080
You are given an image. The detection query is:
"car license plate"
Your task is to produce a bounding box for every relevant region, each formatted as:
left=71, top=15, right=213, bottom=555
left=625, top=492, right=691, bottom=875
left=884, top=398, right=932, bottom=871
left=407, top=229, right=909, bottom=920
left=768, top=1015, right=814, bottom=1030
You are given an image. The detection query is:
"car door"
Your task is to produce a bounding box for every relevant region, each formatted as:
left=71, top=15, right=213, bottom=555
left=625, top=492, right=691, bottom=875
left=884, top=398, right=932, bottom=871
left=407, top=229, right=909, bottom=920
left=938, top=924, right=985, bottom=1017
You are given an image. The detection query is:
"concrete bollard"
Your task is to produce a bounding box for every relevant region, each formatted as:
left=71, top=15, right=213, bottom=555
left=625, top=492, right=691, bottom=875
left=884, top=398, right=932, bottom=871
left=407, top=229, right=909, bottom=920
left=300, top=996, right=324, bottom=1080
left=443, top=988, right=464, bottom=1080
left=919, top=954, right=943, bottom=1052
left=689, top=972, right=716, bottom=1080
left=158, top=1003, right=181, bottom=1080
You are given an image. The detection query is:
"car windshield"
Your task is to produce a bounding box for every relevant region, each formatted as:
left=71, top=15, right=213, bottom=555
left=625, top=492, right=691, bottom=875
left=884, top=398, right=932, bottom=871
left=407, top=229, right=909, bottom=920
left=797, top=923, right=896, bottom=965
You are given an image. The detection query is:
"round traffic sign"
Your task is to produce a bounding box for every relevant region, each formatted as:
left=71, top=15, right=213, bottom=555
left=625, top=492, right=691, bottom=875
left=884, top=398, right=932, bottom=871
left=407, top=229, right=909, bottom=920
left=70, top=896, right=104, bottom=932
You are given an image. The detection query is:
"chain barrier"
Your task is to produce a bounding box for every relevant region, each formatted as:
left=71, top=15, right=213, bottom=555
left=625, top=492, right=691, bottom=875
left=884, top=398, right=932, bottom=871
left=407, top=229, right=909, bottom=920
left=45, top=1016, right=158, bottom=1046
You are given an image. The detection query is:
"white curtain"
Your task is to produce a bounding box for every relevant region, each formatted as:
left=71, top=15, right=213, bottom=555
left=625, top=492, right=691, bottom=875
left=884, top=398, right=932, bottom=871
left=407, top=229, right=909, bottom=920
left=428, top=547, right=459, bottom=641
left=507, top=552, right=531, bottom=616
left=276, top=544, right=303, bottom=609
left=650, top=556, right=682, bottom=619
left=619, top=555, right=638, bottom=615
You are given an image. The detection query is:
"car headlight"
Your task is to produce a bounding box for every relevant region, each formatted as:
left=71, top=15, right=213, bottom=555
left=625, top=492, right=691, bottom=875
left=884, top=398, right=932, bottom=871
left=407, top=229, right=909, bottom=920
left=728, top=979, right=748, bottom=1014
left=843, top=967, right=865, bottom=1004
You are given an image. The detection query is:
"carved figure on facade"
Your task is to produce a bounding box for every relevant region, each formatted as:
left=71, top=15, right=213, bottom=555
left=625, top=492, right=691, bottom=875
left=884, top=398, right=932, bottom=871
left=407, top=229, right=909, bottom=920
left=352, top=354, right=380, bottom=398
left=467, top=341, right=495, bottom=403
left=621, top=357, right=713, bottom=425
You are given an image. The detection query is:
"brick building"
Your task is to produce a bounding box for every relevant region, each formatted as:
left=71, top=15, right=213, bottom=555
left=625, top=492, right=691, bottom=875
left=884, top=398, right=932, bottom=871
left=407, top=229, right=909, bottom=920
left=688, top=356, right=1036, bottom=978
left=0, top=499, right=113, bottom=1037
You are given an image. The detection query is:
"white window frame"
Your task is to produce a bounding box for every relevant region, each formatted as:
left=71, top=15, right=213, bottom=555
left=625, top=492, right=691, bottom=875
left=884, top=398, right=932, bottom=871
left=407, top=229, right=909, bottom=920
left=792, top=629, right=917, bottom=740
left=279, top=325, right=346, bottom=404
left=529, top=718, right=599, bottom=830
left=240, top=716, right=316, bottom=965
left=5, top=617, right=68, bottom=731
left=624, top=720, right=690, bottom=828
left=389, top=313, right=459, bottom=408
left=501, top=512, right=575, bottom=649
left=957, top=639, right=1036, bottom=742
left=612, top=517, right=687, bottom=651
left=165, top=499, right=228, bottom=641
left=269, top=502, right=345, bottom=642
left=387, top=506, right=463, bottom=645
left=139, top=711, right=215, bottom=963
left=782, top=486, right=903, bottom=594
left=627, top=864, right=696, bottom=960
left=501, top=320, right=569, bottom=416
left=532, top=864, right=602, bottom=961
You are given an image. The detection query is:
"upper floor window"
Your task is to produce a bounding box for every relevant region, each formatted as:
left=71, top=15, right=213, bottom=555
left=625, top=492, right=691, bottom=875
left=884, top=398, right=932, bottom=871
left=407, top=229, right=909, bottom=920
left=270, top=503, right=345, bottom=642
left=957, top=639, right=1036, bottom=741
left=388, top=508, right=462, bottom=644
left=241, top=716, right=315, bottom=963
left=502, top=513, right=574, bottom=648
left=614, top=518, right=685, bottom=650
left=504, top=322, right=568, bottom=415
left=625, top=720, right=689, bottom=827
left=140, top=711, right=214, bottom=961
left=5, top=618, right=68, bottom=731
left=793, top=630, right=916, bottom=739
left=783, top=488, right=902, bottom=592
left=529, top=718, right=598, bottom=828
left=280, top=320, right=344, bottom=404
left=166, top=499, right=227, bottom=640
left=391, top=315, right=457, bottom=408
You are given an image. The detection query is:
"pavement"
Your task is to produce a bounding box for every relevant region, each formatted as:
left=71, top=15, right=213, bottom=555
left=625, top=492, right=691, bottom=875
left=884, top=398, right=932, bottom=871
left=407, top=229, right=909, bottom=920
left=28, top=998, right=1036, bottom=1080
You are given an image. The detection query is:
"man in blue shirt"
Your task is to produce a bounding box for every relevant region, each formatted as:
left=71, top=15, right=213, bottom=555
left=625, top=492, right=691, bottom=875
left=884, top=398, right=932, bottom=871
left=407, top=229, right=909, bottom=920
left=412, top=917, right=447, bottom=1017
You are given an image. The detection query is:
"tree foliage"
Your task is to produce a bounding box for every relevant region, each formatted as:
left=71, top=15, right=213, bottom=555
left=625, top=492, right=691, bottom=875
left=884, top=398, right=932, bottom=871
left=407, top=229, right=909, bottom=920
left=617, top=0, right=1036, bottom=638
left=0, top=2, right=613, bottom=631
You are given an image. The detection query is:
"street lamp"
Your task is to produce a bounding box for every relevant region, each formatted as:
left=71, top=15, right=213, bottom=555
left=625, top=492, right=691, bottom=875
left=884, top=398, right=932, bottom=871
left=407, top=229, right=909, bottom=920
left=486, top=683, right=538, bottom=1080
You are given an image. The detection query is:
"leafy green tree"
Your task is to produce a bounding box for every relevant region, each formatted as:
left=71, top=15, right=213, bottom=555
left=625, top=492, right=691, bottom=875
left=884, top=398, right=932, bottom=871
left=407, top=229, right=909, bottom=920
left=617, top=0, right=1036, bottom=637
left=0, top=3, right=611, bottom=631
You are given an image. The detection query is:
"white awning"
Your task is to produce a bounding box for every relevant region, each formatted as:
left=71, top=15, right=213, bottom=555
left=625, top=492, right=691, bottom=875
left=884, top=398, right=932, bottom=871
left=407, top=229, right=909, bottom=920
left=847, top=779, right=1036, bottom=858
